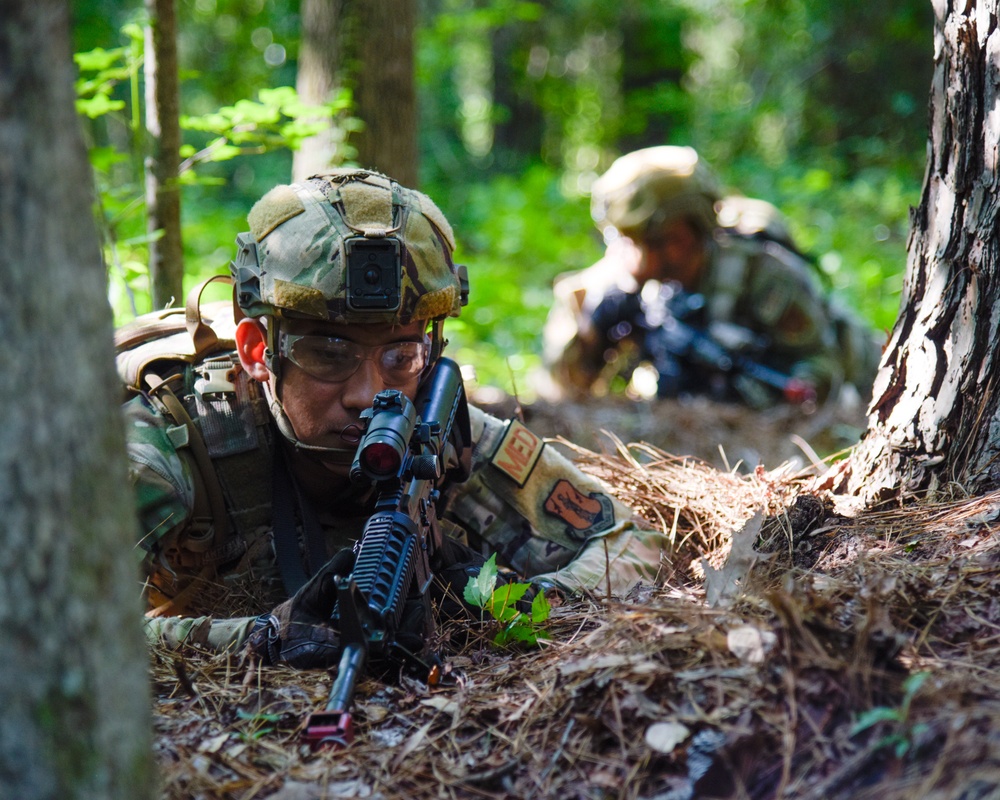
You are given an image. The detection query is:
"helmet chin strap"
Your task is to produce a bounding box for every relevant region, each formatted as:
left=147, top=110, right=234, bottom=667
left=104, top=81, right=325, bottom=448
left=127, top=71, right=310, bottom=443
left=261, top=379, right=358, bottom=466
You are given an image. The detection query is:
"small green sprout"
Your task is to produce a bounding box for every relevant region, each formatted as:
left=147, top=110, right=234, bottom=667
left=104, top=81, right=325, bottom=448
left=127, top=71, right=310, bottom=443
left=235, top=708, right=283, bottom=741
left=463, top=553, right=551, bottom=647
left=850, top=671, right=932, bottom=758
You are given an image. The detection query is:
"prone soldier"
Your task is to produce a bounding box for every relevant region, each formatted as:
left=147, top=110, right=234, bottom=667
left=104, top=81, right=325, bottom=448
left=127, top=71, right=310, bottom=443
left=124, top=169, right=669, bottom=667
left=542, top=146, right=884, bottom=408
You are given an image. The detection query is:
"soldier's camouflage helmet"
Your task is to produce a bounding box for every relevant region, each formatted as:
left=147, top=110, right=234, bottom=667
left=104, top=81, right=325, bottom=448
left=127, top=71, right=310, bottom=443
left=590, top=146, right=722, bottom=240
left=231, top=169, right=468, bottom=325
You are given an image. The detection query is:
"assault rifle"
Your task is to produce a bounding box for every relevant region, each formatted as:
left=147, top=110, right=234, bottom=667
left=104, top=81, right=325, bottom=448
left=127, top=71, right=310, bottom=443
left=302, top=357, right=471, bottom=749
left=597, top=283, right=816, bottom=407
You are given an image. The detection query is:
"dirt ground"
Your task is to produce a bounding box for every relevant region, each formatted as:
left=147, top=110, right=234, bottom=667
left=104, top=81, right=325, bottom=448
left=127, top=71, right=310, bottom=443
left=149, top=396, right=1000, bottom=800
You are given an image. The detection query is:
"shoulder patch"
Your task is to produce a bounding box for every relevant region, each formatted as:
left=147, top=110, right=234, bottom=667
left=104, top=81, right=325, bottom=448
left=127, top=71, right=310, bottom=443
left=543, top=479, right=615, bottom=539
left=490, top=419, right=544, bottom=486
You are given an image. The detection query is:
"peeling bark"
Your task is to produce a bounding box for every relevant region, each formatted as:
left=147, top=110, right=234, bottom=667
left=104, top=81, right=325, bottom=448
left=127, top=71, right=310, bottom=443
left=839, top=1, right=1000, bottom=505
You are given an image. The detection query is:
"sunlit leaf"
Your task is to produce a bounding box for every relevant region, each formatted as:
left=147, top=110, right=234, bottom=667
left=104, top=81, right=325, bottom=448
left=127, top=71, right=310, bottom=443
left=76, top=95, right=126, bottom=119
left=531, top=590, right=550, bottom=624
left=74, top=46, right=126, bottom=72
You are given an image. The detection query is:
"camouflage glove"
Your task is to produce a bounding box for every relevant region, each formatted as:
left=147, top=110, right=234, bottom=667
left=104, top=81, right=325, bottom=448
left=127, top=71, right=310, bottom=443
left=431, top=537, right=490, bottom=620
left=246, top=547, right=356, bottom=669
left=393, top=595, right=432, bottom=659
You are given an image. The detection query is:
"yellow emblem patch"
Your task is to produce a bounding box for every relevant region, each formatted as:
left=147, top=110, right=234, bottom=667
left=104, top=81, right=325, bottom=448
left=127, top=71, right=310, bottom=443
left=490, top=419, right=544, bottom=486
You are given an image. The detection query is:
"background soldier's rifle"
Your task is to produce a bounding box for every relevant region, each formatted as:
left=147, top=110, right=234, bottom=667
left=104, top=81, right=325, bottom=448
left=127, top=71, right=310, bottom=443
left=596, top=283, right=816, bottom=407
left=302, top=357, right=471, bottom=749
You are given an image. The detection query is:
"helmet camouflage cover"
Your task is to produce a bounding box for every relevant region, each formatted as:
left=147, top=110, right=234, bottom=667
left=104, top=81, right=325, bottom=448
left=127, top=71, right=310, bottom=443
left=590, top=146, right=722, bottom=239
left=232, top=169, right=468, bottom=324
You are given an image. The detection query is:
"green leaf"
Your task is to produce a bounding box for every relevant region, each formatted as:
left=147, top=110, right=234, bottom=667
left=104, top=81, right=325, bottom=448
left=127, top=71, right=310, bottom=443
left=902, top=671, right=930, bottom=702
left=500, top=622, right=538, bottom=645
left=204, top=144, right=243, bottom=162
left=489, top=581, right=529, bottom=612
left=463, top=553, right=497, bottom=608
left=87, top=146, right=127, bottom=173
left=850, top=706, right=903, bottom=736
left=76, top=95, right=125, bottom=119
left=531, top=589, right=551, bottom=624
left=74, top=46, right=126, bottom=72
left=236, top=709, right=281, bottom=723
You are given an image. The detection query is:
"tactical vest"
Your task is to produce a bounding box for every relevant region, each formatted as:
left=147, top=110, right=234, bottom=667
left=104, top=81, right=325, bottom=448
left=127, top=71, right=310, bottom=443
left=116, top=276, right=275, bottom=611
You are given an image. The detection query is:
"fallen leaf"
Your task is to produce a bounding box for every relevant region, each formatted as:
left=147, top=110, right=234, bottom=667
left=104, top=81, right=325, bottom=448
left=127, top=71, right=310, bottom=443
left=198, top=732, right=230, bottom=754
left=645, top=721, right=691, bottom=754
left=703, top=510, right=768, bottom=607
left=357, top=702, right=389, bottom=723
left=503, top=695, right=535, bottom=723
left=727, top=624, right=777, bottom=664
left=392, top=720, right=434, bottom=768
left=421, top=696, right=459, bottom=715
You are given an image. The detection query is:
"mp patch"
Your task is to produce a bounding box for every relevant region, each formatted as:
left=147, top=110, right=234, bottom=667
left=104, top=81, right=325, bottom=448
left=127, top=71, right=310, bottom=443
left=543, top=479, right=615, bottom=539
left=490, top=419, right=545, bottom=486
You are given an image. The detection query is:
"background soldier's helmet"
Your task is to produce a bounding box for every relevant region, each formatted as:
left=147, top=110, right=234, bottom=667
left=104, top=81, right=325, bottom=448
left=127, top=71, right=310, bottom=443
left=590, top=146, right=722, bottom=240
left=231, top=169, right=468, bottom=325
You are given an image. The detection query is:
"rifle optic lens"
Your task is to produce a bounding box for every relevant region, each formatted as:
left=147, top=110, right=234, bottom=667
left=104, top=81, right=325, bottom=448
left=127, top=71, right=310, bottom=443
left=361, top=442, right=403, bottom=477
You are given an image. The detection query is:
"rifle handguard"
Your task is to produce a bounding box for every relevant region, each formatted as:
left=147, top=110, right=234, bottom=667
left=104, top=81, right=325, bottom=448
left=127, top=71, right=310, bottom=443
left=349, top=511, right=420, bottom=646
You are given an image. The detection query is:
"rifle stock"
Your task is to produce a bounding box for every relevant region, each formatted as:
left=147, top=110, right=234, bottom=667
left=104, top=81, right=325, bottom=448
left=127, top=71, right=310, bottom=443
left=302, top=357, right=470, bottom=749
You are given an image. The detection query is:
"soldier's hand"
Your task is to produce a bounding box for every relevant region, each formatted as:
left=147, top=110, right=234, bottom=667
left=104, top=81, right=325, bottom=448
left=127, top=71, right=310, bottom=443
left=246, top=547, right=356, bottom=669
left=591, top=289, right=643, bottom=343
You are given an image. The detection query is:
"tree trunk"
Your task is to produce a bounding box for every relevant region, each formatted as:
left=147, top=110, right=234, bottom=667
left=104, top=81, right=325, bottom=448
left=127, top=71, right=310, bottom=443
left=835, top=0, right=1000, bottom=506
left=292, top=0, right=345, bottom=182
left=490, top=22, right=544, bottom=171
left=0, top=3, right=154, bottom=798
left=352, top=0, right=418, bottom=185
left=145, top=0, right=184, bottom=308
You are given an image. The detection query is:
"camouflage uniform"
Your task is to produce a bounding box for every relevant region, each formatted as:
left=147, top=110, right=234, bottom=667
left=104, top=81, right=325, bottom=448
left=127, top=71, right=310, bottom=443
left=129, top=385, right=665, bottom=651
left=128, top=169, right=669, bottom=653
left=543, top=147, right=883, bottom=405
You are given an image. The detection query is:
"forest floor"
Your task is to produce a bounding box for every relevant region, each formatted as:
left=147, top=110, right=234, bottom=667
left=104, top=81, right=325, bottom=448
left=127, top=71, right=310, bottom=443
left=150, top=395, right=1000, bottom=800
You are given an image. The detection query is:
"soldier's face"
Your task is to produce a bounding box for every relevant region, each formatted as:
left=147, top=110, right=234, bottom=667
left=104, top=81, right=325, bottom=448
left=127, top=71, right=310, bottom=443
left=276, top=319, right=428, bottom=453
left=642, top=218, right=705, bottom=288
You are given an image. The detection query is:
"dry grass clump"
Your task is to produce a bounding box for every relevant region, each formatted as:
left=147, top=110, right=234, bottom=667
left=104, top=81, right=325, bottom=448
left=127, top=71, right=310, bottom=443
left=149, top=441, right=1000, bottom=800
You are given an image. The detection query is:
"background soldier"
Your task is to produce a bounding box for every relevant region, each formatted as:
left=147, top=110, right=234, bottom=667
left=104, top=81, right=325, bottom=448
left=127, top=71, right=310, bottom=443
left=542, top=146, right=883, bottom=408
left=125, top=169, right=668, bottom=667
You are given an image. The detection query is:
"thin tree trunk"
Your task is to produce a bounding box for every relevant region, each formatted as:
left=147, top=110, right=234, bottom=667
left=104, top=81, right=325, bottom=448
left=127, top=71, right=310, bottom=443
left=0, top=1, right=154, bottom=798
left=292, top=0, right=345, bottom=182
left=145, top=0, right=184, bottom=308
left=834, top=0, right=1000, bottom=506
left=353, top=0, right=418, bottom=185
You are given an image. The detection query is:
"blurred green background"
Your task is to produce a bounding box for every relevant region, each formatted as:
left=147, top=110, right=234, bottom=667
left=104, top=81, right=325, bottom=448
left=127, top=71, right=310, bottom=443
left=73, top=0, right=932, bottom=398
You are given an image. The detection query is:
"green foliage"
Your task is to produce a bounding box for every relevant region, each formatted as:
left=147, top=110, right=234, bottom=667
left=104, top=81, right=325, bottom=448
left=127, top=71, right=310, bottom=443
left=725, top=155, right=915, bottom=333
left=74, top=21, right=358, bottom=322
left=463, top=554, right=551, bottom=647
left=179, top=86, right=358, bottom=175
left=435, top=163, right=602, bottom=394
left=850, top=672, right=932, bottom=758
left=73, top=0, right=929, bottom=380
left=415, top=0, right=926, bottom=391
left=234, top=708, right=282, bottom=741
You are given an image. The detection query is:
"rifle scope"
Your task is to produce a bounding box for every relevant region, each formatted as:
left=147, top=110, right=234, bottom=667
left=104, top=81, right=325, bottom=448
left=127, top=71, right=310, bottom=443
left=351, top=390, right=416, bottom=482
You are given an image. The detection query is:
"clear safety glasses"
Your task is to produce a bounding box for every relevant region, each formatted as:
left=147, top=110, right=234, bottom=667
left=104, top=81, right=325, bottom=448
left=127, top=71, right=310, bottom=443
left=277, top=332, right=431, bottom=385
